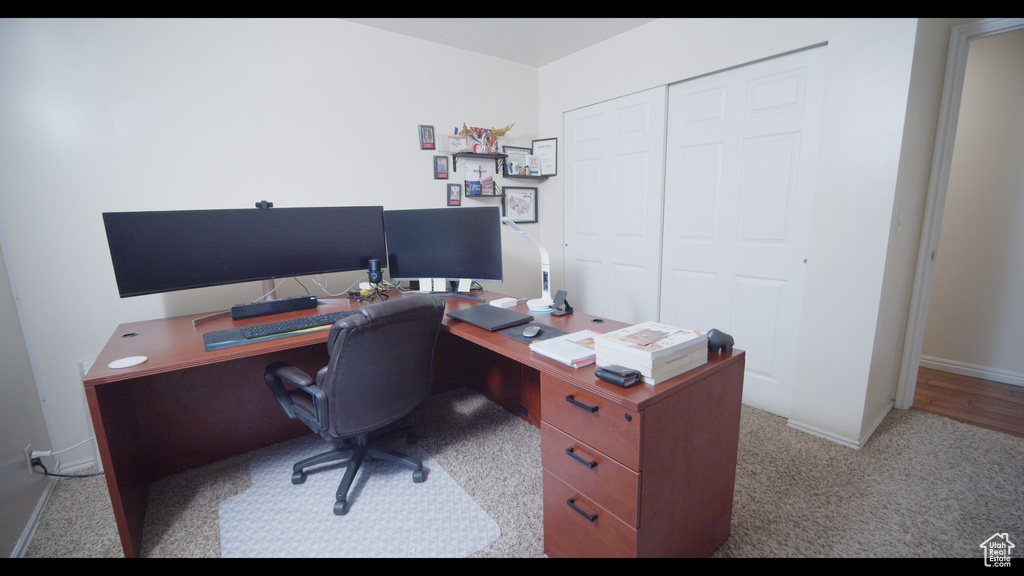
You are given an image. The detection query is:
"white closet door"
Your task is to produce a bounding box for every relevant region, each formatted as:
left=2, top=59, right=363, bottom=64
left=660, top=46, right=827, bottom=417
left=563, top=86, right=667, bottom=324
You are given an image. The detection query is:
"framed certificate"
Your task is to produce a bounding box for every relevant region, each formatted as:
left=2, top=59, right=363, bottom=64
left=531, top=138, right=557, bottom=176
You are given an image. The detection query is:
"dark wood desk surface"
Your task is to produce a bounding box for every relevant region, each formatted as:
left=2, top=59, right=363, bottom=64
left=85, top=289, right=733, bottom=412
left=83, top=288, right=744, bottom=558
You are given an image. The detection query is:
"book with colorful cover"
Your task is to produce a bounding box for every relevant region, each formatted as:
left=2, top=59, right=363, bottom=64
left=529, top=329, right=600, bottom=368
left=594, top=321, right=706, bottom=359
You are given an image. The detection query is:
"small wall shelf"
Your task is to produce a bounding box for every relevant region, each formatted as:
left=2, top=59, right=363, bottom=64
left=452, top=152, right=507, bottom=172
left=454, top=151, right=547, bottom=199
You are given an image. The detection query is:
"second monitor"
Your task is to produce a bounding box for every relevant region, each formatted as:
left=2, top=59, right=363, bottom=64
left=383, top=206, right=503, bottom=287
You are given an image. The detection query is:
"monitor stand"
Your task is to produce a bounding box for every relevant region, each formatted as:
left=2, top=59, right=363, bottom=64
left=436, top=292, right=485, bottom=302
left=414, top=279, right=485, bottom=302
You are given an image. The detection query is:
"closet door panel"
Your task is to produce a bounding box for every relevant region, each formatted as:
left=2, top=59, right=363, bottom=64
left=564, top=87, right=668, bottom=324
left=661, top=47, right=826, bottom=417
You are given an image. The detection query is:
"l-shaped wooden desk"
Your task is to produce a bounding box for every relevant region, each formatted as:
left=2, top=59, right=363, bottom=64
left=83, top=290, right=744, bottom=558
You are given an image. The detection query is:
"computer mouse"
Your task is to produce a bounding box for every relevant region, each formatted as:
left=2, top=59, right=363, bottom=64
left=523, top=325, right=542, bottom=338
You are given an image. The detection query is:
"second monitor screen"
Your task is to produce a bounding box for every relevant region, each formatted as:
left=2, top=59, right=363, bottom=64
left=384, top=206, right=503, bottom=283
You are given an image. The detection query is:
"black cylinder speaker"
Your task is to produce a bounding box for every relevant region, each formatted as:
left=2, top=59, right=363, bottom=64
left=368, top=259, right=382, bottom=284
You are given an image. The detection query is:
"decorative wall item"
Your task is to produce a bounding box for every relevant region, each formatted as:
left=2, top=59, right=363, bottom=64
left=527, top=154, right=541, bottom=176
left=418, top=125, right=435, bottom=150
left=502, top=145, right=533, bottom=176
left=434, top=155, right=449, bottom=179
left=532, top=138, right=557, bottom=176
left=447, top=184, right=462, bottom=206
left=449, top=135, right=469, bottom=153
left=502, top=186, right=538, bottom=223
left=459, top=123, right=515, bottom=154
left=463, top=159, right=496, bottom=196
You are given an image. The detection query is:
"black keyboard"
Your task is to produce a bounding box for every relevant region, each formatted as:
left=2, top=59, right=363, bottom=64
left=240, top=310, right=357, bottom=339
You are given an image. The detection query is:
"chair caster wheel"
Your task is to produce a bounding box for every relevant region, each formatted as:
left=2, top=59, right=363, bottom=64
left=333, top=500, right=348, bottom=515
left=413, top=469, right=425, bottom=483
left=292, top=471, right=306, bottom=484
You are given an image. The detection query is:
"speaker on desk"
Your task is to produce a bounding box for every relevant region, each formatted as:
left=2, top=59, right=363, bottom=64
left=368, top=258, right=382, bottom=284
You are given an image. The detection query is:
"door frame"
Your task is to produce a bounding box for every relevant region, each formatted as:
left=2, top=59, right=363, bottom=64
left=895, top=18, right=1024, bottom=409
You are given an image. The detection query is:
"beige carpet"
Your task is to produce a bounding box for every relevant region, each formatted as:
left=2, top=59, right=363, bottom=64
left=22, top=387, right=1024, bottom=558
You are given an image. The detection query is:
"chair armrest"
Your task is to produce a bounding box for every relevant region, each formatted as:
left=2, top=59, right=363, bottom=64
left=272, top=363, right=316, bottom=387
left=264, top=361, right=328, bottom=429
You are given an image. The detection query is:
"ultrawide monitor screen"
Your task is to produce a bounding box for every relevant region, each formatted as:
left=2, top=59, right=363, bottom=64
left=383, top=206, right=503, bottom=283
left=102, top=206, right=387, bottom=297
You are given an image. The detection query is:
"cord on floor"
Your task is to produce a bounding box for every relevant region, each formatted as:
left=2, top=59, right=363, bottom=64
left=31, top=458, right=104, bottom=478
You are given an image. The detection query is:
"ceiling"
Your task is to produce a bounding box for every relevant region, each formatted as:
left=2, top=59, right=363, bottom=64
left=342, top=18, right=657, bottom=67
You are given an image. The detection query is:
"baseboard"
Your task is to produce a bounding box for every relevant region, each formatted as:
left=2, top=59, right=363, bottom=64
left=786, top=400, right=895, bottom=450
left=786, top=419, right=863, bottom=449
left=858, top=401, right=895, bottom=447
left=11, top=452, right=99, bottom=557
left=919, top=356, right=1024, bottom=387
left=11, top=475, right=58, bottom=558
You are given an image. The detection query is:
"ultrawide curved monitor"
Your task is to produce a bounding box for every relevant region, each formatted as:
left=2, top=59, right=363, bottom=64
left=102, top=206, right=387, bottom=297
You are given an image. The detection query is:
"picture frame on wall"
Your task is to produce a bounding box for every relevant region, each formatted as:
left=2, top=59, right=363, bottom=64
left=434, top=155, right=449, bottom=179
left=447, top=184, right=462, bottom=206
left=449, top=135, right=469, bottom=154
left=531, top=137, right=557, bottom=176
left=502, top=187, right=538, bottom=223
left=419, top=125, right=435, bottom=150
left=502, top=145, right=533, bottom=177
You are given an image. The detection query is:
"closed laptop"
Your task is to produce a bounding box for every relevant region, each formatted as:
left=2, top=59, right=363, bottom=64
left=447, top=305, right=533, bottom=331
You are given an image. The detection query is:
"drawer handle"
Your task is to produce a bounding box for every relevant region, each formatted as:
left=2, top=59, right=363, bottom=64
left=565, top=447, right=598, bottom=469
left=565, top=394, right=598, bottom=413
left=567, top=497, right=598, bottom=522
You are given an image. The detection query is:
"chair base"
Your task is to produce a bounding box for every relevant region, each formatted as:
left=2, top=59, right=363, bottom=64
left=292, top=427, right=425, bottom=515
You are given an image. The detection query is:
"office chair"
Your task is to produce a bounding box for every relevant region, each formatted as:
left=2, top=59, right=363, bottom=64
left=263, top=294, right=446, bottom=515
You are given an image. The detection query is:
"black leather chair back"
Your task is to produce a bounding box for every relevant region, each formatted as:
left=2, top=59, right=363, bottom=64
left=318, top=294, right=445, bottom=438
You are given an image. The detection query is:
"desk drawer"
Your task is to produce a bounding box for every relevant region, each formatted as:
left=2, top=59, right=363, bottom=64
left=540, top=374, right=640, bottom=470
left=543, top=470, right=637, bottom=558
left=541, top=422, right=639, bottom=528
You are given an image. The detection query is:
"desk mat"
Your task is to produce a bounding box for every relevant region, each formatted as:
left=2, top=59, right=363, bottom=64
left=498, top=323, right=568, bottom=345
left=218, top=434, right=499, bottom=558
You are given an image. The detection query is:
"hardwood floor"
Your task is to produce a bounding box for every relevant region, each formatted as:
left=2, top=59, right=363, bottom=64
left=913, top=367, right=1024, bottom=439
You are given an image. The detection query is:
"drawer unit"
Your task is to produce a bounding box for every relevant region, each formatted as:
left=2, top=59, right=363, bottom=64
left=541, top=422, right=639, bottom=527
left=541, top=373, right=641, bottom=557
left=539, top=352, right=746, bottom=557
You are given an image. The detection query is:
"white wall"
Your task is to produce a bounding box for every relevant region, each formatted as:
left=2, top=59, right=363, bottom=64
left=921, top=28, right=1024, bottom=384
left=0, top=18, right=540, bottom=470
left=0, top=228, right=52, bottom=557
left=859, top=18, right=976, bottom=439
left=537, top=18, right=929, bottom=446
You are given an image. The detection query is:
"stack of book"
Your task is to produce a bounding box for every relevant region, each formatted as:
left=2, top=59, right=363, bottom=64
left=528, top=329, right=600, bottom=368
left=594, top=321, right=707, bottom=384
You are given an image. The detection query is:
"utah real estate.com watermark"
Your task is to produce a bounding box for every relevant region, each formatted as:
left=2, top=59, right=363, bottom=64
left=980, top=533, right=1014, bottom=567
